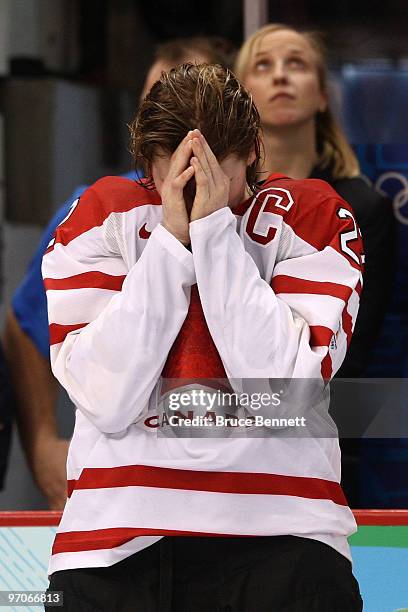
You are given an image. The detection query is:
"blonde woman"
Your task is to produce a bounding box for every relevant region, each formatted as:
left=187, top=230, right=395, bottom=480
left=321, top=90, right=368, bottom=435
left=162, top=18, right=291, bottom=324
left=236, top=25, right=395, bottom=512
left=236, top=24, right=394, bottom=382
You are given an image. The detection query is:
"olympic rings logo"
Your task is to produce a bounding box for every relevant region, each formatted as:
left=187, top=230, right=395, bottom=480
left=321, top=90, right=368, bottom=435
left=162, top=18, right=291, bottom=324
left=375, top=172, right=408, bottom=226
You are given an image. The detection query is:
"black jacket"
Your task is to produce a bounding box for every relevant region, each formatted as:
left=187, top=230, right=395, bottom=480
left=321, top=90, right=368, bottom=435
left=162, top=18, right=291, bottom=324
left=310, top=167, right=396, bottom=377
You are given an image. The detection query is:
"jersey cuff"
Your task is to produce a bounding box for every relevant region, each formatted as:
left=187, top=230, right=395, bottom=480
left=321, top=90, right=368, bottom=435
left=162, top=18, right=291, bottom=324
left=153, top=223, right=195, bottom=279
left=189, top=207, right=235, bottom=237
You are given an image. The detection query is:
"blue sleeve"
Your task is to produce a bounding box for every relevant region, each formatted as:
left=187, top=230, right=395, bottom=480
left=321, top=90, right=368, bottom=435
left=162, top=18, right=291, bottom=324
left=12, top=186, right=88, bottom=359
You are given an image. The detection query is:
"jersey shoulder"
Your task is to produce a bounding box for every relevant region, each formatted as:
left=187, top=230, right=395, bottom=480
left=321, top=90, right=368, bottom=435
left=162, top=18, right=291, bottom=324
left=50, top=176, right=161, bottom=249
left=89, top=176, right=161, bottom=212
left=260, top=174, right=359, bottom=252
left=264, top=173, right=353, bottom=215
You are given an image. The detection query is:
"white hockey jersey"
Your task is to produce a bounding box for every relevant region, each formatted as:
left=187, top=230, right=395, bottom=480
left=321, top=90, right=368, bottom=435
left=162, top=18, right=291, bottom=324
left=42, top=172, right=364, bottom=574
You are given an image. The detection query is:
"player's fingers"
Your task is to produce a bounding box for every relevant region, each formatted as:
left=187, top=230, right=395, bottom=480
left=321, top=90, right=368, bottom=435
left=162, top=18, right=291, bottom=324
left=172, top=164, right=194, bottom=190
left=197, top=131, right=223, bottom=178
left=191, top=156, right=209, bottom=194
left=168, top=132, right=194, bottom=178
left=191, top=136, right=214, bottom=184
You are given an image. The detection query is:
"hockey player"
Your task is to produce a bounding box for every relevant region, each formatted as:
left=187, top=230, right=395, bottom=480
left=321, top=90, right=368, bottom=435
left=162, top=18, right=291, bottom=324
left=44, top=64, right=363, bottom=611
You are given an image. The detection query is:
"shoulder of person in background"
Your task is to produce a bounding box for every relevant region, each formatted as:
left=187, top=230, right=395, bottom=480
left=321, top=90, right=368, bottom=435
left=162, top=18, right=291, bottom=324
left=310, top=166, right=394, bottom=228
left=330, top=175, right=393, bottom=226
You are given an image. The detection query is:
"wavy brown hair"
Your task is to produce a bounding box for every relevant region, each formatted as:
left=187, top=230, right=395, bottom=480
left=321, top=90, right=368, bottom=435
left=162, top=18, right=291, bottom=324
left=129, top=63, right=261, bottom=192
left=235, top=24, right=360, bottom=179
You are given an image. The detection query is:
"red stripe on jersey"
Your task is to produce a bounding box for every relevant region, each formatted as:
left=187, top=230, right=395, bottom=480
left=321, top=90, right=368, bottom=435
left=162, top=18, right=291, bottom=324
left=52, top=527, right=263, bottom=555
left=67, top=480, right=75, bottom=498
left=355, top=280, right=362, bottom=297
left=66, top=464, right=347, bottom=505
left=49, top=322, right=87, bottom=345
left=310, top=328, right=336, bottom=381
left=44, top=272, right=126, bottom=292
left=52, top=177, right=161, bottom=248
left=272, top=275, right=353, bottom=302
left=44, top=243, right=55, bottom=256
left=321, top=353, right=333, bottom=381
left=342, top=308, right=353, bottom=348
left=309, top=325, right=334, bottom=348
